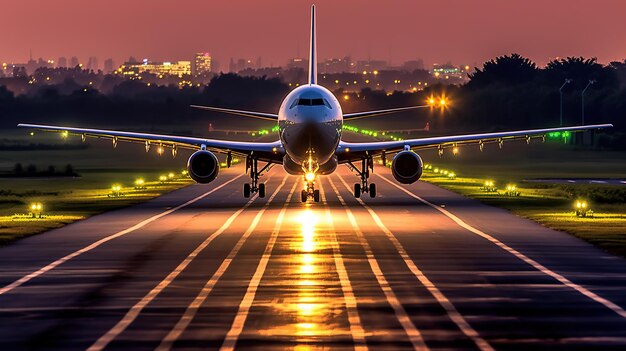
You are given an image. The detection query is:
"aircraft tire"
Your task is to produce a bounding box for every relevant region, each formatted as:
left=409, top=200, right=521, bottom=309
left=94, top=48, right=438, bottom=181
left=243, top=183, right=251, bottom=198
left=301, top=189, right=308, bottom=202
left=369, top=183, right=376, bottom=198
left=313, top=189, right=320, bottom=202
left=259, top=183, right=266, bottom=198
left=354, top=183, right=361, bottom=198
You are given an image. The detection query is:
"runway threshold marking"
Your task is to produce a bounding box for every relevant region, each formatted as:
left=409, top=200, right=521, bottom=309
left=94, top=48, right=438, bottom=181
left=375, top=173, right=626, bottom=320
left=328, top=177, right=430, bottom=351
left=0, top=174, right=244, bottom=297
left=218, top=179, right=298, bottom=351
left=87, top=175, right=285, bottom=351
left=319, top=180, right=368, bottom=351
left=336, top=174, right=494, bottom=351
left=155, top=176, right=298, bottom=351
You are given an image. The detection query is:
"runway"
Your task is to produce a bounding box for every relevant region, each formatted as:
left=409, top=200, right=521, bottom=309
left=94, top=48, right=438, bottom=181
left=1, top=165, right=626, bottom=351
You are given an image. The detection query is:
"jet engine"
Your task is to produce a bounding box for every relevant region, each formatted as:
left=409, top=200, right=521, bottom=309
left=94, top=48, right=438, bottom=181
left=391, top=150, right=423, bottom=184
left=187, top=150, right=219, bottom=183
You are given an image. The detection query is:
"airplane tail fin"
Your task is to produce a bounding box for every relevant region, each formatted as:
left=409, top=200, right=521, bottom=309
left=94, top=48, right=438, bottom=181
left=308, top=4, right=317, bottom=85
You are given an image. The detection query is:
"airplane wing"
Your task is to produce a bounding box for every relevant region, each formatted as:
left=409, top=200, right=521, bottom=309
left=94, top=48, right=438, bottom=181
left=17, top=124, right=284, bottom=162
left=343, top=105, right=429, bottom=121
left=336, top=124, right=613, bottom=162
left=190, top=105, right=278, bottom=121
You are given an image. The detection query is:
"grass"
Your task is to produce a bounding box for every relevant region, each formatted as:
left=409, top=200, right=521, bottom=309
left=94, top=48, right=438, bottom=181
left=0, top=171, right=193, bottom=245
left=420, top=166, right=626, bottom=258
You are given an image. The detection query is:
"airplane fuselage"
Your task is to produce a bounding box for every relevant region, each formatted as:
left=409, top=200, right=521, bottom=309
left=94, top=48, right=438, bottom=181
left=278, top=84, right=343, bottom=174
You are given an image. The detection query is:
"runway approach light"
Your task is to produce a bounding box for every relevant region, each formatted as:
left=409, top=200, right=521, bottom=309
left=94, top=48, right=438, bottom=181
left=482, top=180, right=497, bottom=192
left=110, top=184, right=122, bottom=197
left=159, top=175, right=168, bottom=183
left=181, top=170, right=188, bottom=176
left=575, top=200, right=593, bottom=217
left=29, top=202, right=44, bottom=218
left=134, top=178, right=146, bottom=190
left=168, top=172, right=175, bottom=179
left=505, top=184, right=520, bottom=197
left=447, top=172, right=456, bottom=179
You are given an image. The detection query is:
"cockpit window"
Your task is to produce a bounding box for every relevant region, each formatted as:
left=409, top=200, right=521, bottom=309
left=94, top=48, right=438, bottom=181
left=290, top=98, right=332, bottom=109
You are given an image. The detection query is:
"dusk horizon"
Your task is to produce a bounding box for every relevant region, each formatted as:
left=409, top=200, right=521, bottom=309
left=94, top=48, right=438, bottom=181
left=3, top=0, right=626, bottom=69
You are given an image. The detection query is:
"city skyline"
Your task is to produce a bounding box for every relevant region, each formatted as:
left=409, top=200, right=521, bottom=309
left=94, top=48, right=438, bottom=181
left=2, top=0, right=626, bottom=69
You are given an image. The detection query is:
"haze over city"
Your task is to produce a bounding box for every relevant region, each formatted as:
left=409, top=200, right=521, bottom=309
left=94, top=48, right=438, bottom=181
left=3, top=0, right=626, bottom=68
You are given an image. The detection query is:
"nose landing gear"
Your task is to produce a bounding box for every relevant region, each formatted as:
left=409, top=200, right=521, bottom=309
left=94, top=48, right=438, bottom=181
left=347, top=156, right=376, bottom=198
left=301, top=179, right=320, bottom=203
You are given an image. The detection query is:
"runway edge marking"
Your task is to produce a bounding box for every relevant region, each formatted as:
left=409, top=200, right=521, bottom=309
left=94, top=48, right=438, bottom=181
left=0, top=174, right=244, bottom=297
left=86, top=175, right=284, bottom=351
left=328, top=177, right=430, bottom=351
left=336, top=174, right=494, bottom=351
left=218, top=179, right=298, bottom=351
left=156, top=176, right=291, bottom=351
left=375, top=173, right=626, bottom=320
left=319, top=179, right=368, bottom=351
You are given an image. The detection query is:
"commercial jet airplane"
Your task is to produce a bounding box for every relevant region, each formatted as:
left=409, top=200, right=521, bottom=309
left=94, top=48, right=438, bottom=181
left=19, top=5, right=612, bottom=203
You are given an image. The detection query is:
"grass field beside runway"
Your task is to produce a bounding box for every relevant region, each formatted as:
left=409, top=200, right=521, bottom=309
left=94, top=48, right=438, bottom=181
left=0, top=170, right=193, bottom=245
left=422, top=148, right=626, bottom=256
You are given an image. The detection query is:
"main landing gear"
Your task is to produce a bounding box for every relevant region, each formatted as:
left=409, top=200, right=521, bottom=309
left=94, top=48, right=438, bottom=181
left=301, top=177, right=320, bottom=203
left=243, top=157, right=272, bottom=198
left=347, top=156, right=376, bottom=198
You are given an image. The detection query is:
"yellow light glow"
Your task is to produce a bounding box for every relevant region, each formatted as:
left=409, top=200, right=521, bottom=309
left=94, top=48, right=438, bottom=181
left=373, top=70, right=379, bottom=75
left=168, top=172, right=175, bottom=179
left=452, top=146, right=459, bottom=155
left=343, top=94, right=349, bottom=100
left=428, top=97, right=436, bottom=105
left=439, top=98, right=446, bottom=106
left=305, top=172, right=315, bottom=182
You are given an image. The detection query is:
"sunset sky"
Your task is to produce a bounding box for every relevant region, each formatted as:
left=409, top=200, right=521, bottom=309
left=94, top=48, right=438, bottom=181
left=3, top=0, right=626, bottom=70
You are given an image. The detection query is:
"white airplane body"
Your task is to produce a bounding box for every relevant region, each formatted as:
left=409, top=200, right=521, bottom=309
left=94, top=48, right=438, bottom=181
left=19, top=5, right=612, bottom=202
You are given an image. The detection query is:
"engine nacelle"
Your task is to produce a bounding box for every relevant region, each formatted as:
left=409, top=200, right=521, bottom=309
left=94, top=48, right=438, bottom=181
left=391, top=150, right=423, bottom=184
left=187, top=150, right=219, bottom=184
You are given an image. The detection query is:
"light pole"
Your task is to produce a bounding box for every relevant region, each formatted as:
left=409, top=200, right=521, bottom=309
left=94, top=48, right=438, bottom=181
left=581, top=79, right=596, bottom=125
left=559, top=79, right=572, bottom=126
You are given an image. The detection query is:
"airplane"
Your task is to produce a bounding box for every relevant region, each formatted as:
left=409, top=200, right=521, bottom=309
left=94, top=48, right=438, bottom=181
left=19, top=5, right=612, bottom=203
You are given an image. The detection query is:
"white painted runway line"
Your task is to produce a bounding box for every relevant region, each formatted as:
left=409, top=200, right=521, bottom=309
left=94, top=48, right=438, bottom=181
left=87, top=175, right=286, bottom=351
left=336, top=174, right=494, bottom=351
left=0, top=174, right=244, bottom=297
left=329, top=177, right=430, bottom=351
left=319, top=180, right=368, bottom=351
left=218, top=179, right=298, bottom=351
left=376, top=173, right=626, bottom=320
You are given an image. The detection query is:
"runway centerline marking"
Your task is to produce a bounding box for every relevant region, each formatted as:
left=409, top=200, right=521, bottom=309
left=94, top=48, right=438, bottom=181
left=87, top=175, right=286, bottom=351
left=328, top=177, right=429, bottom=351
left=157, top=176, right=292, bottom=351
left=0, top=174, right=244, bottom=297
left=375, top=172, right=626, bottom=320
left=319, top=180, right=368, bottom=351
left=336, top=174, right=493, bottom=351
left=218, top=180, right=298, bottom=351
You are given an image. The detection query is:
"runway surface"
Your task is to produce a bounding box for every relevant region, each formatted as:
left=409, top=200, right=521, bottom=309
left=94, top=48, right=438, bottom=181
left=1, top=166, right=626, bottom=351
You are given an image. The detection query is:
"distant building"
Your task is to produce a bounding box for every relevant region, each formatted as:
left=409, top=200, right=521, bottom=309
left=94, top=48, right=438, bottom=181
left=58, top=57, right=67, bottom=68
left=87, top=56, right=98, bottom=71
left=103, top=58, right=115, bottom=73
left=287, top=57, right=308, bottom=70
left=320, top=57, right=352, bottom=74
left=70, top=56, right=79, bottom=68
left=193, top=52, right=212, bottom=75
left=401, top=59, right=424, bottom=72
left=432, top=63, right=462, bottom=79
left=356, top=60, right=388, bottom=73
left=117, top=59, right=192, bottom=77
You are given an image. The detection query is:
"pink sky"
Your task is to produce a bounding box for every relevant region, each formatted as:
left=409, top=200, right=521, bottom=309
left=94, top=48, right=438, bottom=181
left=3, top=0, right=626, bottom=69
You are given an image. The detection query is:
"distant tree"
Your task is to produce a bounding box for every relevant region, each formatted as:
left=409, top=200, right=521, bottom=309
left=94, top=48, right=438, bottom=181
left=65, top=164, right=76, bottom=176
left=545, top=56, right=618, bottom=90
left=13, top=163, right=23, bottom=175
left=47, top=165, right=56, bottom=175
left=26, top=164, right=37, bottom=175
left=467, top=53, right=538, bottom=89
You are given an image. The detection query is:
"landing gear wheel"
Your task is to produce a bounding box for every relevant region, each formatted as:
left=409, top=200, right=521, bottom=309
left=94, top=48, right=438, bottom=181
left=301, top=189, right=308, bottom=203
left=354, top=183, right=361, bottom=198
left=258, top=183, right=266, bottom=198
left=369, top=183, right=376, bottom=198
left=313, top=189, right=320, bottom=203
left=243, top=183, right=251, bottom=198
